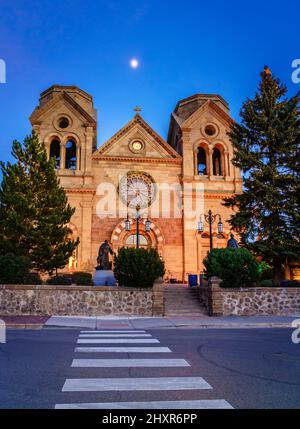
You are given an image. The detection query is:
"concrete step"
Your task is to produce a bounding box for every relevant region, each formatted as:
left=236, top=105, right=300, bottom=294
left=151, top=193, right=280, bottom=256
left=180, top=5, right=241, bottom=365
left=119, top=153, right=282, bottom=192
left=163, top=286, right=207, bottom=316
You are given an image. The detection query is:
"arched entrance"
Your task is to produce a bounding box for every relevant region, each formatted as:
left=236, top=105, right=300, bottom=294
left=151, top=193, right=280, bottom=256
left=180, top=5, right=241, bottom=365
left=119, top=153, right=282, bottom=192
left=124, top=233, right=150, bottom=249
left=111, top=220, right=164, bottom=254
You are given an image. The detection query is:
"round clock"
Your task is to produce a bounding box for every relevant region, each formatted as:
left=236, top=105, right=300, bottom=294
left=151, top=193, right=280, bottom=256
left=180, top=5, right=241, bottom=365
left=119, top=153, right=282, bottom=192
left=132, top=141, right=143, bottom=151
left=119, top=172, right=156, bottom=209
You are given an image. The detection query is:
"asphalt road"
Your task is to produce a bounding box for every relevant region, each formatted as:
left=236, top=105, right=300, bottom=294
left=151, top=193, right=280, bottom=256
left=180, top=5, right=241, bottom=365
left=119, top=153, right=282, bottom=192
left=0, top=327, right=299, bottom=409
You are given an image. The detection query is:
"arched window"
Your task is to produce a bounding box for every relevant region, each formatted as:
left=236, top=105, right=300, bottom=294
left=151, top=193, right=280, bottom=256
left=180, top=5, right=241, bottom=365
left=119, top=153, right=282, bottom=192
left=49, top=139, right=61, bottom=168
left=197, top=147, right=207, bottom=175
left=213, top=148, right=222, bottom=176
left=65, top=139, right=77, bottom=170
left=125, top=234, right=149, bottom=249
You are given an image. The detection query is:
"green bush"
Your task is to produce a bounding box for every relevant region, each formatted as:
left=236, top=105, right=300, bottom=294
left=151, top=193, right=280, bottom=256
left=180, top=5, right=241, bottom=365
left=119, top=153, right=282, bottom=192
left=46, top=275, right=72, bottom=285
left=114, top=247, right=165, bottom=288
left=0, top=253, right=31, bottom=284
left=72, top=271, right=93, bottom=286
left=24, top=272, right=43, bottom=284
left=260, top=279, right=274, bottom=287
left=203, top=248, right=260, bottom=288
left=258, top=261, right=274, bottom=281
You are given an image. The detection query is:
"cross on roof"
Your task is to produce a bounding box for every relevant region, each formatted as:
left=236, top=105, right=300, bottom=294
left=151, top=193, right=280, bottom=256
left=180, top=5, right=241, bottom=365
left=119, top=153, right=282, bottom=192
left=133, top=105, right=142, bottom=113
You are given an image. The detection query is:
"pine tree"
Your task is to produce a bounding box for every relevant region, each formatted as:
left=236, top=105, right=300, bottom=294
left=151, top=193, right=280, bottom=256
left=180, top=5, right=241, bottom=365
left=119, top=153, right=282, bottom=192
left=0, top=132, right=79, bottom=273
left=224, top=67, right=300, bottom=284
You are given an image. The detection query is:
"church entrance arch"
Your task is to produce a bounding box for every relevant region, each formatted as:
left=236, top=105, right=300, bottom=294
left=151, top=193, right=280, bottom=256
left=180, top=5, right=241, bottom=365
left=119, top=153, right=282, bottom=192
left=111, top=220, right=164, bottom=255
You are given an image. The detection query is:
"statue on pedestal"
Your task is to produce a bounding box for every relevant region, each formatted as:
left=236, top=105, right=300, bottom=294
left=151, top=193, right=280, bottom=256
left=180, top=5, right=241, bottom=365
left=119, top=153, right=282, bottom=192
left=227, top=233, right=239, bottom=249
left=97, top=240, right=113, bottom=270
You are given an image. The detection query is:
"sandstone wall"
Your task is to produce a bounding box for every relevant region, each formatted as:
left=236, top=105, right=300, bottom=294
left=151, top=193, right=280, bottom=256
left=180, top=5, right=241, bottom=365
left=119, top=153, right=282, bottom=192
left=222, top=288, right=300, bottom=316
left=200, top=277, right=300, bottom=316
left=0, top=284, right=164, bottom=317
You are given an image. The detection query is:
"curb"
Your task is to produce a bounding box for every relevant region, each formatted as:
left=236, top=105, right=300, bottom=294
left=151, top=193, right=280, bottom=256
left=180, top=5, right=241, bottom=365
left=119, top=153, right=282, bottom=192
left=6, top=324, right=44, bottom=329
left=170, top=323, right=293, bottom=329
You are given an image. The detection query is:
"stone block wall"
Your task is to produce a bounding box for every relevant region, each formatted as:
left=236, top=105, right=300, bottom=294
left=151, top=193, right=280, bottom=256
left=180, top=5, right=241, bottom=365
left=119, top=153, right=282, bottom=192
left=222, top=287, right=300, bottom=316
left=0, top=284, right=164, bottom=317
left=200, top=277, right=300, bottom=316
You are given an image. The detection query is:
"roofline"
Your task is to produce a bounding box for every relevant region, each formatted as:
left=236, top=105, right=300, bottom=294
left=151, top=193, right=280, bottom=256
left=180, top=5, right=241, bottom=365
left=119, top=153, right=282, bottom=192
left=174, top=93, right=229, bottom=112
left=93, top=113, right=181, bottom=159
left=40, top=85, right=93, bottom=102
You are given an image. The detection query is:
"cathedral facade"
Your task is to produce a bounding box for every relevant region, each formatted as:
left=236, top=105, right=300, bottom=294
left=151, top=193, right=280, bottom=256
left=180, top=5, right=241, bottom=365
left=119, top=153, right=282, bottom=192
left=30, top=85, right=242, bottom=281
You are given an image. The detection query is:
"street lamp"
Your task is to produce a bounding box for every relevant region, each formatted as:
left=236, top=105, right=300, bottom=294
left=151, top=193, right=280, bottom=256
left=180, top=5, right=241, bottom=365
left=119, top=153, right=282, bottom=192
left=125, top=205, right=151, bottom=248
left=197, top=209, right=223, bottom=252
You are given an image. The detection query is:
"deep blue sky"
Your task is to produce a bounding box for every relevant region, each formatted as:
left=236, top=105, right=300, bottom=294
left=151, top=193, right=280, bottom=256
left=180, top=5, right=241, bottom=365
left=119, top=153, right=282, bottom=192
left=0, top=0, right=299, bottom=165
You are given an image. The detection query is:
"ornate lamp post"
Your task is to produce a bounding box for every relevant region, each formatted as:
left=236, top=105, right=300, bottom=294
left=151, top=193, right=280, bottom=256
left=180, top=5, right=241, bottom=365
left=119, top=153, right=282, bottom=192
left=197, top=209, right=223, bottom=252
left=125, top=204, right=151, bottom=249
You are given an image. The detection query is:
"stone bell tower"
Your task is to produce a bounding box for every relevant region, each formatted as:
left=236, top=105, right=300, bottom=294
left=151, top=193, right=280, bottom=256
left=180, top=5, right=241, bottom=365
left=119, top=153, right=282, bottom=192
left=168, top=94, right=243, bottom=277
left=29, top=85, right=97, bottom=186
left=29, top=85, right=98, bottom=271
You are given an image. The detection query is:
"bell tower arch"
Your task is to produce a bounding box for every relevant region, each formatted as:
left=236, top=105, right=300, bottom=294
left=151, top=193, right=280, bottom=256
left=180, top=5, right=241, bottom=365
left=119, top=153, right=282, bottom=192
left=30, top=85, right=97, bottom=180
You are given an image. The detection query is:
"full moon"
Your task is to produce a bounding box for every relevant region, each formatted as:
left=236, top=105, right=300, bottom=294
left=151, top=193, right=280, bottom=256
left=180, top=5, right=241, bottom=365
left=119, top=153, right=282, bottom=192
left=130, top=58, right=139, bottom=69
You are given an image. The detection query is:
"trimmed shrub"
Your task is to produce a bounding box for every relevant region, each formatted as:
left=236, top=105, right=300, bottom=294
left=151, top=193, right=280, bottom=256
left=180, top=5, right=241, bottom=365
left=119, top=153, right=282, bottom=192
left=0, top=253, right=31, bottom=284
left=260, top=279, right=274, bottom=287
left=46, top=275, right=72, bottom=285
left=203, top=248, right=260, bottom=288
left=114, top=247, right=165, bottom=288
left=258, top=261, right=274, bottom=281
left=72, top=271, right=93, bottom=286
left=24, top=272, right=43, bottom=285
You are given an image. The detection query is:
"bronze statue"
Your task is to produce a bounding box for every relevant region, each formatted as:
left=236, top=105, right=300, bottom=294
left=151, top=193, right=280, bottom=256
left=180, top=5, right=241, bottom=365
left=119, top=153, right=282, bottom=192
left=97, top=240, right=113, bottom=270
left=227, top=233, right=239, bottom=249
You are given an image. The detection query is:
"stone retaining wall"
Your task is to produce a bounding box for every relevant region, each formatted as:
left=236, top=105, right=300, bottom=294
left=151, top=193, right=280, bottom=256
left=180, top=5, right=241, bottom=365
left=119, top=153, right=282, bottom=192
left=201, top=277, right=300, bottom=316
left=0, top=282, right=164, bottom=317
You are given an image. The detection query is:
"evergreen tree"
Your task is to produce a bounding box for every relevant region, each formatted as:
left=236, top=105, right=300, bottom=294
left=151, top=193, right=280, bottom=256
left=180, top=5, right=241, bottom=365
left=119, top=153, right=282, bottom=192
left=0, top=132, right=79, bottom=273
left=224, top=67, right=300, bottom=284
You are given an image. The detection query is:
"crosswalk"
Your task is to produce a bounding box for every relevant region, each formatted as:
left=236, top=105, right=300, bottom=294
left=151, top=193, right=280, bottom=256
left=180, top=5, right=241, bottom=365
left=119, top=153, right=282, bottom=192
left=55, top=329, right=233, bottom=409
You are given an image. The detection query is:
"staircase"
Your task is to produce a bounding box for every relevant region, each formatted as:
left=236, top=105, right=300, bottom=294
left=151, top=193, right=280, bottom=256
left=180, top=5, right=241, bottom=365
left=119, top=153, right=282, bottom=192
left=163, top=285, right=207, bottom=317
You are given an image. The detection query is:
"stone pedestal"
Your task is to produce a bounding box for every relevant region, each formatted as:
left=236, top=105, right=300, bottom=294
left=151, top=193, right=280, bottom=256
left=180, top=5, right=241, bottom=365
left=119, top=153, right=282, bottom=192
left=208, top=276, right=223, bottom=316
left=152, top=277, right=165, bottom=316
left=93, top=270, right=117, bottom=286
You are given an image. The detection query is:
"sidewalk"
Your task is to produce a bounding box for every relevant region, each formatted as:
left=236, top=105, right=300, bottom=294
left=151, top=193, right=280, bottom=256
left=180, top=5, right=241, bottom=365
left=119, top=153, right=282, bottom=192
left=44, top=314, right=300, bottom=329
left=2, top=314, right=299, bottom=330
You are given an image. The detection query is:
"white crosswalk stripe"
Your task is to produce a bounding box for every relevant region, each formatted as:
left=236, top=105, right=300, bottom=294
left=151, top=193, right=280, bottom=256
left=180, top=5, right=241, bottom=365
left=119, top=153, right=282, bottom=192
left=77, top=338, right=159, bottom=344
left=71, top=358, right=190, bottom=367
left=62, top=377, right=212, bottom=392
left=56, top=329, right=234, bottom=409
left=55, top=399, right=233, bottom=409
left=80, top=330, right=146, bottom=334
left=79, top=333, right=152, bottom=338
left=75, top=346, right=172, bottom=353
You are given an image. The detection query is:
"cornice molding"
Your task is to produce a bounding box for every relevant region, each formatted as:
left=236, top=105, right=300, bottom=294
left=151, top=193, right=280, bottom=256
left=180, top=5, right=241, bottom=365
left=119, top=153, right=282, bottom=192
left=92, top=155, right=182, bottom=165
left=65, top=188, right=96, bottom=195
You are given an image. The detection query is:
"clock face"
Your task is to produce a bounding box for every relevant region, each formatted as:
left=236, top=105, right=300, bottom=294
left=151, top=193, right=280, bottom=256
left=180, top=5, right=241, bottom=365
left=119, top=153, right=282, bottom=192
left=119, top=172, right=156, bottom=209
left=132, top=141, right=143, bottom=151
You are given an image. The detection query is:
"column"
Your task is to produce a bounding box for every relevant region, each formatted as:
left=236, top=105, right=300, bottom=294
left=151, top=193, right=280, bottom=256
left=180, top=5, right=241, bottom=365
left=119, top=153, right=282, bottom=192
left=80, top=196, right=93, bottom=272
left=224, top=150, right=229, bottom=177
left=208, top=148, right=213, bottom=178
left=194, top=148, right=198, bottom=176
left=60, top=143, right=66, bottom=172
left=83, top=126, right=94, bottom=174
